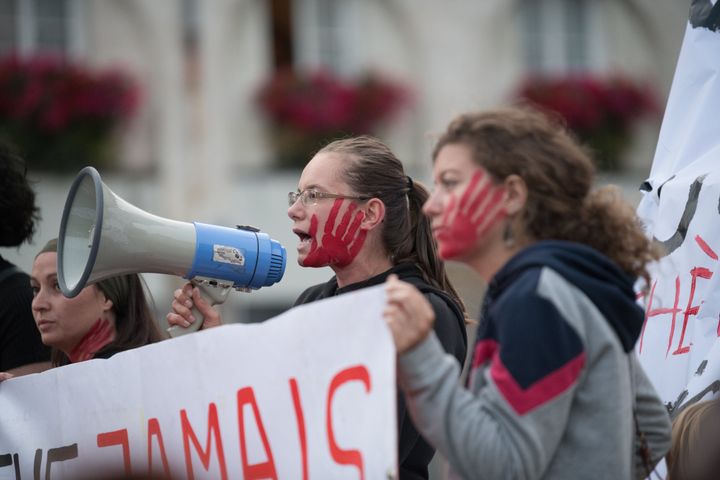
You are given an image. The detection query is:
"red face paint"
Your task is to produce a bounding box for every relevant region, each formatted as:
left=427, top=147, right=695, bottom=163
left=435, top=169, right=506, bottom=259
left=302, top=199, right=367, bottom=268
left=69, top=317, right=114, bottom=363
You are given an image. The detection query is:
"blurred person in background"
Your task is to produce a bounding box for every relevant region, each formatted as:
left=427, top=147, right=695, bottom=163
left=384, top=107, right=672, bottom=479
left=30, top=238, right=165, bottom=367
left=0, top=142, right=51, bottom=377
left=167, top=135, right=468, bottom=480
left=666, top=398, right=720, bottom=480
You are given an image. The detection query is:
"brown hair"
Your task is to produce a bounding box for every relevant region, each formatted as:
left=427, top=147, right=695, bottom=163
left=666, top=399, right=720, bottom=480
left=319, top=136, right=465, bottom=313
left=433, top=106, right=661, bottom=283
left=37, top=239, right=165, bottom=366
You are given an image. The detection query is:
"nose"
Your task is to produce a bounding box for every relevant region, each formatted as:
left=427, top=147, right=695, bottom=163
left=31, top=287, right=49, bottom=315
left=287, top=196, right=304, bottom=221
left=422, top=190, right=443, bottom=218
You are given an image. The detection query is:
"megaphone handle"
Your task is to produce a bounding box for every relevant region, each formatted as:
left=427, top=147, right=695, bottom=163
left=167, top=279, right=231, bottom=338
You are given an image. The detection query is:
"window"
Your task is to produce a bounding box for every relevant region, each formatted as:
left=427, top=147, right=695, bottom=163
left=518, top=0, right=606, bottom=73
left=292, top=0, right=361, bottom=76
left=0, top=0, right=79, bottom=56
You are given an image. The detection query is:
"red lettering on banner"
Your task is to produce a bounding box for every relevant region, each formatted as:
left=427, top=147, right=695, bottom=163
left=180, top=403, right=227, bottom=480
left=97, top=429, right=131, bottom=475
left=237, top=387, right=278, bottom=479
left=289, top=378, right=309, bottom=480
left=695, top=235, right=718, bottom=260
left=147, top=418, right=170, bottom=477
left=639, top=277, right=682, bottom=354
left=326, top=365, right=371, bottom=480
left=672, top=267, right=713, bottom=355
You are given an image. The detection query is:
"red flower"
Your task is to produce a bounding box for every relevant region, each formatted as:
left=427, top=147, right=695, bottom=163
left=257, top=68, right=411, bottom=136
left=0, top=54, right=140, bottom=133
left=0, top=54, right=142, bottom=171
left=514, top=73, right=661, bottom=169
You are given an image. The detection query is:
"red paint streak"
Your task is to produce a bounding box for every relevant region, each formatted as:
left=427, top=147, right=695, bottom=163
left=181, top=403, right=228, bottom=480
left=97, top=429, right=131, bottom=475
left=289, top=378, right=308, bottom=480
left=436, top=170, right=506, bottom=259
left=695, top=235, right=718, bottom=260
left=672, top=267, right=713, bottom=356
left=69, top=317, right=113, bottom=363
left=638, top=277, right=682, bottom=355
left=237, top=387, right=277, bottom=480
left=490, top=351, right=586, bottom=415
left=302, top=199, right=367, bottom=268
left=326, top=365, right=370, bottom=480
left=147, top=418, right=170, bottom=478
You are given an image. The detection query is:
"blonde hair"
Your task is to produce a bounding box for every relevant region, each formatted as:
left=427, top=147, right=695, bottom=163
left=666, top=399, right=720, bottom=480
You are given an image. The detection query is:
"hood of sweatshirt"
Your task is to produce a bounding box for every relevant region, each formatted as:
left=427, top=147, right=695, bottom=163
left=487, top=240, right=643, bottom=352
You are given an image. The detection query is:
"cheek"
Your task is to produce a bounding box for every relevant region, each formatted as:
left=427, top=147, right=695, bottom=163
left=64, top=296, right=106, bottom=335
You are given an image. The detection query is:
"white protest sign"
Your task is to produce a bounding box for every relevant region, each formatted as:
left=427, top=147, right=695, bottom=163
left=636, top=9, right=720, bottom=416
left=0, top=285, right=397, bottom=479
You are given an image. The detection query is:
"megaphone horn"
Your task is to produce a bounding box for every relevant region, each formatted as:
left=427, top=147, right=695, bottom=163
left=58, top=167, right=287, bottom=337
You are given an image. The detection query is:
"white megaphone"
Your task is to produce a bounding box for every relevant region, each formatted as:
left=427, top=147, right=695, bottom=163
left=57, top=166, right=286, bottom=337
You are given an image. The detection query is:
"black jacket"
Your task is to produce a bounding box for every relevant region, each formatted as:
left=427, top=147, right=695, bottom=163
left=295, top=263, right=467, bottom=480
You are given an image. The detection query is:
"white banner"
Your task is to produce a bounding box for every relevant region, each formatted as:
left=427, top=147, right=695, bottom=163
left=0, top=286, right=397, bottom=479
left=636, top=15, right=720, bottom=416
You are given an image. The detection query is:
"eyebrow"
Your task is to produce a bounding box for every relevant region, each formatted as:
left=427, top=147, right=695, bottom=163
left=438, top=169, right=462, bottom=178
left=300, top=184, right=325, bottom=192
left=29, top=274, right=57, bottom=283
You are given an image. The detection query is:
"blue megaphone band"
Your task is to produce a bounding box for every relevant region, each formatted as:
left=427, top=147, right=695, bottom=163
left=187, top=222, right=286, bottom=289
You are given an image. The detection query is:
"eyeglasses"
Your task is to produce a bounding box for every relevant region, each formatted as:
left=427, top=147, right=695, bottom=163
left=287, top=189, right=371, bottom=207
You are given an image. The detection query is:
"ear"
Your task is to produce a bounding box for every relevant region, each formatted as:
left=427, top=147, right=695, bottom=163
left=503, top=174, right=528, bottom=216
left=95, top=287, right=114, bottom=314
left=361, top=198, right=386, bottom=231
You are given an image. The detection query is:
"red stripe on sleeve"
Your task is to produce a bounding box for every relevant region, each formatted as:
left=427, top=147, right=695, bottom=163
left=489, top=351, right=586, bottom=415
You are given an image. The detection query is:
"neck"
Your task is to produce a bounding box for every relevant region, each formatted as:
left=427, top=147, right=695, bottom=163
left=466, top=241, right=528, bottom=283
left=64, top=316, right=117, bottom=363
left=332, top=249, right=393, bottom=289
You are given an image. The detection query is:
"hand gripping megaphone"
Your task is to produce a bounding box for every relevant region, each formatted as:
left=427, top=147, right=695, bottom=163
left=57, top=167, right=286, bottom=337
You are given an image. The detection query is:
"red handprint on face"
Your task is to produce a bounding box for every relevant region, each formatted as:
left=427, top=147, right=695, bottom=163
left=69, top=317, right=114, bottom=363
left=302, top=199, right=368, bottom=268
left=436, top=170, right=506, bottom=259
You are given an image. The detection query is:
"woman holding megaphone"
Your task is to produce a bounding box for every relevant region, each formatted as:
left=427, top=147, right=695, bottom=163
left=167, top=135, right=468, bottom=480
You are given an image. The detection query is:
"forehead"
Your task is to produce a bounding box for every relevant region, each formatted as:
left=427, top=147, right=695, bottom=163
left=433, top=143, right=479, bottom=176
left=298, top=151, right=349, bottom=190
left=32, top=252, right=57, bottom=278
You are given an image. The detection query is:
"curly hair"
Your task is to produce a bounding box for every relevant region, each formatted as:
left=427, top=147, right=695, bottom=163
left=433, top=106, right=661, bottom=284
left=0, top=142, right=40, bottom=247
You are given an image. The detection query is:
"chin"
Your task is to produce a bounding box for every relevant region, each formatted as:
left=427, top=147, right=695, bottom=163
left=39, top=333, right=61, bottom=350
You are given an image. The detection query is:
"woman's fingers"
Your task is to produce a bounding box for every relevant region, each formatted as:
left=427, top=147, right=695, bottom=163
left=167, top=283, right=222, bottom=330
left=166, top=311, right=193, bottom=328
left=190, top=287, right=223, bottom=329
left=0, top=372, right=14, bottom=383
left=168, top=284, right=196, bottom=327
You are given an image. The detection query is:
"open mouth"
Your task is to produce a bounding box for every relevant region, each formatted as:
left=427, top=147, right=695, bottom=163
left=293, top=228, right=312, bottom=244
